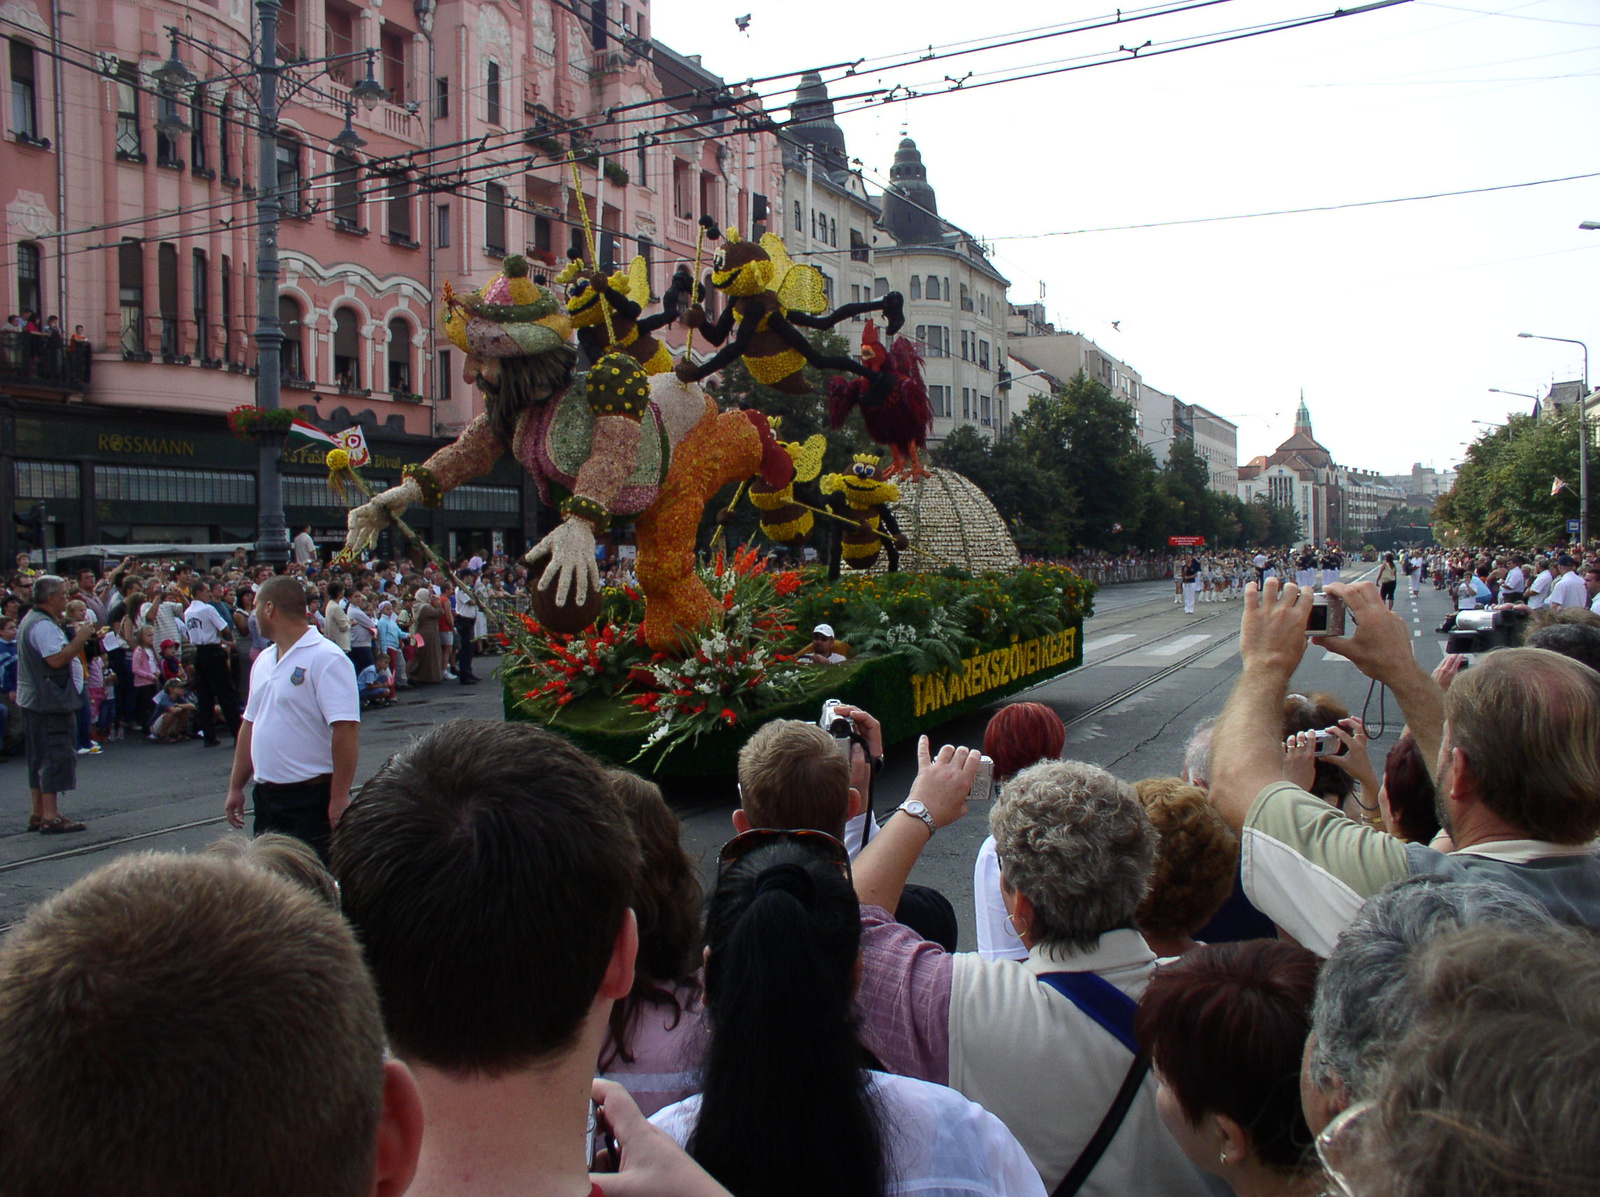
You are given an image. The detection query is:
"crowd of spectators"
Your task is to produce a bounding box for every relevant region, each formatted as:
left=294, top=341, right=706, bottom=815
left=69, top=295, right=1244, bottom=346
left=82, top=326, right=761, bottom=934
left=1, top=541, right=1597, bottom=1195
left=1412, top=545, right=1600, bottom=616
left=1, top=545, right=532, bottom=764
left=0, top=312, right=92, bottom=385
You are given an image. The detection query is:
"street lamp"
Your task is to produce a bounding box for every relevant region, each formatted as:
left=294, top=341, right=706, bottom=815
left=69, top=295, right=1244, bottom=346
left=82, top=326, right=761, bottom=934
left=350, top=49, right=388, bottom=110
left=1488, top=387, right=1537, bottom=400
left=332, top=99, right=366, bottom=151
left=1518, top=332, right=1590, bottom=546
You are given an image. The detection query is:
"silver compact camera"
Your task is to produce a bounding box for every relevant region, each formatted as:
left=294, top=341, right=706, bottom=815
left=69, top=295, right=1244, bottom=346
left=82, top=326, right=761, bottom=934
left=819, top=699, right=854, bottom=757
left=1305, top=592, right=1347, bottom=638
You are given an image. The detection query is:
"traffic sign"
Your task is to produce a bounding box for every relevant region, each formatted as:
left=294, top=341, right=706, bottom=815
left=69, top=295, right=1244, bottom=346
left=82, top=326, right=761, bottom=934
left=1569, top=519, right=1582, bottom=536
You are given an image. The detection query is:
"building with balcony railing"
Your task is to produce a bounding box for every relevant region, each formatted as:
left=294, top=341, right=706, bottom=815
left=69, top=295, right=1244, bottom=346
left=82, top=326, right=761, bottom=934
left=1, top=0, right=784, bottom=560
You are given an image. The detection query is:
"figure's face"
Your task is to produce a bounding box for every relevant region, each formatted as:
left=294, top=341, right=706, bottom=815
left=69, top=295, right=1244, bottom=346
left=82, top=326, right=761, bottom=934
left=564, top=273, right=606, bottom=326
left=711, top=243, right=772, bottom=296
left=464, top=353, right=500, bottom=387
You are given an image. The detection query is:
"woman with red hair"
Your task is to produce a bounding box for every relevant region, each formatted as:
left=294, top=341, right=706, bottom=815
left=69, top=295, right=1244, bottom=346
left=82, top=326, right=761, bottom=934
left=972, top=702, right=1066, bottom=960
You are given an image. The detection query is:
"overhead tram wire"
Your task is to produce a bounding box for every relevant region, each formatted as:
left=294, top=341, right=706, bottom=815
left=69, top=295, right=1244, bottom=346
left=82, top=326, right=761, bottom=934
left=819, top=0, right=1416, bottom=120
left=10, top=0, right=1274, bottom=241
left=26, top=0, right=1408, bottom=258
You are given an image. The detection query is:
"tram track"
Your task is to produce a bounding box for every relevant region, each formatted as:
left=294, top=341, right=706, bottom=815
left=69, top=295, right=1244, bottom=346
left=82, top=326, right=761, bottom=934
left=0, top=570, right=1377, bottom=901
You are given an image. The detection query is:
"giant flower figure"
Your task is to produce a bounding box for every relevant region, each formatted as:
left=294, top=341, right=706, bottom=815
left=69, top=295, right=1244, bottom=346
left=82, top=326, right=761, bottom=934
left=343, top=254, right=795, bottom=650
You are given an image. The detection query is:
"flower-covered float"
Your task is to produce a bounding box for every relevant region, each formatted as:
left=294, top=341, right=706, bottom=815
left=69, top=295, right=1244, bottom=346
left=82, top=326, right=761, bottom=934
left=342, top=238, right=1094, bottom=773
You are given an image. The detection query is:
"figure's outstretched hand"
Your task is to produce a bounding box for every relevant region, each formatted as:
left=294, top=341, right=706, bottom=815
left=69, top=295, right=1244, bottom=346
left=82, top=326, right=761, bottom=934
left=346, top=478, right=423, bottom=556
left=526, top=517, right=601, bottom=607
left=674, top=358, right=700, bottom=384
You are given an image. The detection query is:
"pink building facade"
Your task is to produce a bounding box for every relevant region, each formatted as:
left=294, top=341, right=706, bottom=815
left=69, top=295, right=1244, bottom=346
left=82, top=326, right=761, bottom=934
left=1, top=0, right=782, bottom=559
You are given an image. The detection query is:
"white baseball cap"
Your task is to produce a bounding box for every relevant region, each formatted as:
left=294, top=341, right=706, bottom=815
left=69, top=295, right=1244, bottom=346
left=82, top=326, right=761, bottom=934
left=813, top=623, right=835, bottom=638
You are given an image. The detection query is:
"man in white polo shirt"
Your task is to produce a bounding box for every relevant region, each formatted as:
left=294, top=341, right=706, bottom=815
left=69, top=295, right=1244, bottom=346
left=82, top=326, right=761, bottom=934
left=184, top=579, right=242, bottom=748
left=224, top=575, right=359, bottom=861
left=1547, top=554, right=1587, bottom=610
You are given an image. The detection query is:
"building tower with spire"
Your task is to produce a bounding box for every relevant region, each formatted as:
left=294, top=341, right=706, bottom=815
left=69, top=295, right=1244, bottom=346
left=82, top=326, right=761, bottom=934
left=879, top=137, right=946, bottom=246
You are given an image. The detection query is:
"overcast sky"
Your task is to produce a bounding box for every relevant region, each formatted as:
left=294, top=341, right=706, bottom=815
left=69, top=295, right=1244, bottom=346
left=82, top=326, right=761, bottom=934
left=653, top=0, right=1599, bottom=476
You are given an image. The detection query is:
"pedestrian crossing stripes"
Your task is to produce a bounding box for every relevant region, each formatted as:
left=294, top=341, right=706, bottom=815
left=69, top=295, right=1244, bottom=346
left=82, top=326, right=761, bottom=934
left=1146, top=634, right=1212, bottom=658
left=1083, top=634, right=1136, bottom=653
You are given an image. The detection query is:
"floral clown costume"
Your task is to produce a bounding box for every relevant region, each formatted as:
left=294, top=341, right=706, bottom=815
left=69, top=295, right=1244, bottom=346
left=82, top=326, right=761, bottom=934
left=345, top=254, right=795, bottom=650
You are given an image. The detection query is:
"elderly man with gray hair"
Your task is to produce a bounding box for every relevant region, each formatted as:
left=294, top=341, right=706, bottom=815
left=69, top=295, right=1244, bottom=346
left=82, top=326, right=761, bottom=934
left=1207, top=578, right=1600, bottom=953
left=1300, top=874, right=1555, bottom=1137
left=852, top=756, right=1210, bottom=1197
left=16, top=575, right=96, bottom=833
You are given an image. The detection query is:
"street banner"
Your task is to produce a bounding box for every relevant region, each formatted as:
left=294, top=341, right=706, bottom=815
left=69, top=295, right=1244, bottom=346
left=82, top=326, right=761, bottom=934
left=1168, top=535, right=1206, bottom=547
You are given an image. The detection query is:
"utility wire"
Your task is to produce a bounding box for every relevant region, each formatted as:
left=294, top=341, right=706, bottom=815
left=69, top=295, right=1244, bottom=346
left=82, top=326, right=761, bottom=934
left=991, top=169, right=1600, bottom=240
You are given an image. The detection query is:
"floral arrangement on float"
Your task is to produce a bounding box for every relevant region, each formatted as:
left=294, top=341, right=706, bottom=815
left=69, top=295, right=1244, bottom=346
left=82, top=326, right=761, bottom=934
left=501, top=548, right=1096, bottom=773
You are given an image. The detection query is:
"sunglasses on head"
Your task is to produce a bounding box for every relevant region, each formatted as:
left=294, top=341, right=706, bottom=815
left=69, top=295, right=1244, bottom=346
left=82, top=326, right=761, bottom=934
left=717, top=827, right=852, bottom=883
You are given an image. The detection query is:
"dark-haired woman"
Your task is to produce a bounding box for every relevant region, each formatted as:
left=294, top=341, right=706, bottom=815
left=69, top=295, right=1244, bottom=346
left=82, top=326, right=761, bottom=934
left=599, top=769, right=710, bottom=1117
left=1136, top=940, right=1324, bottom=1197
left=651, top=838, right=1042, bottom=1197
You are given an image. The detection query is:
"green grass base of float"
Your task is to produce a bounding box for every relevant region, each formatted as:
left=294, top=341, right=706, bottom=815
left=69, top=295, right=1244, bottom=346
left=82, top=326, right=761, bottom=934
left=502, top=622, right=1084, bottom=776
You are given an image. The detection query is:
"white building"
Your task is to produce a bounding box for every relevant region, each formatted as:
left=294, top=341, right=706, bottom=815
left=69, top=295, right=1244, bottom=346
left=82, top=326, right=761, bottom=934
left=1177, top=402, right=1239, bottom=496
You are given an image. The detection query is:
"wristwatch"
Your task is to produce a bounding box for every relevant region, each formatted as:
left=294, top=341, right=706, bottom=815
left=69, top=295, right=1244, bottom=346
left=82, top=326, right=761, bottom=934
left=896, top=798, right=937, bottom=837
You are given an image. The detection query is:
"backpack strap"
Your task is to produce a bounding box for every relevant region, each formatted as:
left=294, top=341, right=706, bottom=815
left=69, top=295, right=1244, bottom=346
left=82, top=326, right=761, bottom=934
left=1037, top=970, right=1140, bottom=1055
left=1037, top=971, right=1149, bottom=1197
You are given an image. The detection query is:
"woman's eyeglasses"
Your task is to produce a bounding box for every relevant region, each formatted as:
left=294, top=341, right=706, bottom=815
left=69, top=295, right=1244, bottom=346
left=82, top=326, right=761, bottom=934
left=717, top=827, right=852, bottom=883
left=1314, top=1098, right=1377, bottom=1197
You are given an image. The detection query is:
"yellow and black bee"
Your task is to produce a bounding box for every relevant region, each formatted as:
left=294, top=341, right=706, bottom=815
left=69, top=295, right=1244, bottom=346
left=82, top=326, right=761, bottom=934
left=820, top=454, right=906, bottom=573
left=750, top=427, right=827, bottom=548
left=675, top=229, right=904, bottom=394
left=557, top=253, right=688, bottom=376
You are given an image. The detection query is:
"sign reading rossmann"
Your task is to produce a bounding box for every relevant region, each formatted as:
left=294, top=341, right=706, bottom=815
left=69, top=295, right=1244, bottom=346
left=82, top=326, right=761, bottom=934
left=1168, top=535, right=1206, bottom=547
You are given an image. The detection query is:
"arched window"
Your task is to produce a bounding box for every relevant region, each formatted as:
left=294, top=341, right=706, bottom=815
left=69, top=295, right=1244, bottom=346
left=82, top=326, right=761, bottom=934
left=386, top=315, right=411, bottom=395
left=925, top=275, right=940, bottom=301
left=15, top=241, right=41, bottom=318
left=279, top=295, right=304, bottom=380
left=908, top=275, right=920, bottom=301
left=333, top=306, right=360, bottom=390
left=333, top=151, right=360, bottom=230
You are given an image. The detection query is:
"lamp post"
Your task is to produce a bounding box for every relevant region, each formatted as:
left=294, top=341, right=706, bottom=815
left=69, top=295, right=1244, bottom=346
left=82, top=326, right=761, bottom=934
left=161, top=12, right=387, bottom=565
left=1518, top=332, right=1590, bottom=547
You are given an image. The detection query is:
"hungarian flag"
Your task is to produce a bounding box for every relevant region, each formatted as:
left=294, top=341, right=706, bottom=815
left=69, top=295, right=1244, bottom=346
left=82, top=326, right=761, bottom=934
left=287, top=419, right=339, bottom=448
left=1553, top=476, right=1570, bottom=496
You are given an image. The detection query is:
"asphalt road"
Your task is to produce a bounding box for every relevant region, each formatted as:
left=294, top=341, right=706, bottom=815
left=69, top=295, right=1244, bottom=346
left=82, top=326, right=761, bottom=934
left=3, top=564, right=1448, bottom=942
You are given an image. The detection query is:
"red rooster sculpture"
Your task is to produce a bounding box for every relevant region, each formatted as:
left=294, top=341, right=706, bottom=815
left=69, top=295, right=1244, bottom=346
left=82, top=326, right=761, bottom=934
left=825, top=319, right=933, bottom=482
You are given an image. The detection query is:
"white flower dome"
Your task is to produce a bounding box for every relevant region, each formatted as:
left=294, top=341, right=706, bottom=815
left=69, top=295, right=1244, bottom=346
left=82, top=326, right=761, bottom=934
left=873, top=468, right=1020, bottom=575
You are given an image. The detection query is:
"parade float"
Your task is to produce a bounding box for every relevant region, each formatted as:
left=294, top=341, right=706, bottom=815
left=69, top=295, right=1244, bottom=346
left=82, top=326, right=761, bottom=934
left=339, top=183, right=1094, bottom=773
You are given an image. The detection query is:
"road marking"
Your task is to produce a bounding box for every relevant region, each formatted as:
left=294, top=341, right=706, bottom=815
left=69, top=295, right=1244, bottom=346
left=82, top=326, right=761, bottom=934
left=1413, top=630, right=1421, bottom=637
left=1147, top=634, right=1212, bottom=657
left=1083, top=633, right=1136, bottom=653
left=1192, top=642, right=1240, bottom=669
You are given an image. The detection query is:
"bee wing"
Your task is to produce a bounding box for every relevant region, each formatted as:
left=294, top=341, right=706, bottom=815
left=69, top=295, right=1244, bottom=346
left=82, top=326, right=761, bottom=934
left=777, top=263, right=829, bottom=315
left=791, top=434, right=827, bottom=482
left=627, top=254, right=652, bottom=303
